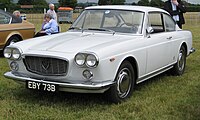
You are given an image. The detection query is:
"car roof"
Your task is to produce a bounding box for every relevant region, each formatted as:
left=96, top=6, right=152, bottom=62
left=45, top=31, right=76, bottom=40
left=85, top=5, right=168, bottom=14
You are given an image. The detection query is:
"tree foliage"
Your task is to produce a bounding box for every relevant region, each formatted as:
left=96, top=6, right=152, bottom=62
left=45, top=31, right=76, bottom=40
left=149, top=0, right=164, bottom=7
left=137, top=0, right=149, bottom=6
left=34, top=0, right=47, bottom=6
left=98, top=0, right=125, bottom=5
left=18, top=0, right=47, bottom=5
left=18, top=0, right=33, bottom=5
left=0, top=0, right=14, bottom=8
left=112, top=0, right=125, bottom=5
left=58, top=0, right=77, bottom=8
left=0, top=0, right=11, bottom=7
left=0, top=0, right=11, bottom=4
left=98, top=0, right=109, bottom=5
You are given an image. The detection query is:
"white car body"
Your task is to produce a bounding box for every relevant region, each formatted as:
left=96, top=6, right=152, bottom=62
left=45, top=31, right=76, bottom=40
left=4, top=6, right=195, bottom=103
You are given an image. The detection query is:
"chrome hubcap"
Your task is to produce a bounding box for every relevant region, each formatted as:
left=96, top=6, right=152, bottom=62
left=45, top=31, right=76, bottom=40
left=178, top=50, right=185, bottom=71
left=117, top=68, right=131, bottom=98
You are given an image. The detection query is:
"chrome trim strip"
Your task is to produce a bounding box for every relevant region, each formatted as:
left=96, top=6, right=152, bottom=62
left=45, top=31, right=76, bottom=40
left=22, top=54, right=69, bottom=76
left=0, top=27, right=34, bottom=32
left=4, top=72, right=114, bottom=93
left=136, top=65, right=173, bottom=84
left=21, top=54, right=69, bottom=61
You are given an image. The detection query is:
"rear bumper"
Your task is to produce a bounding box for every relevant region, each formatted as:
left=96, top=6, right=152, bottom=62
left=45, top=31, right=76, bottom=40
left=189, top=47, right=195, bottom=55
left=4, top=72, right=114, bottom=93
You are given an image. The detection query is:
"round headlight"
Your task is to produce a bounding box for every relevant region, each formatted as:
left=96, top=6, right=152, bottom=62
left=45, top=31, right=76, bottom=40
left=4, top=48, right=12, bottom=58
left=86, top=54, right=98, bottom=67
left=12, top=48, right=21, bottom=60
left=75, top=53, right=86, bottom=66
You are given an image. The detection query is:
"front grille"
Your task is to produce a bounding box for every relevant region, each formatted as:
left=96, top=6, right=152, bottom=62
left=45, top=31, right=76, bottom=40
left=24, top=56, right=68, bottom=76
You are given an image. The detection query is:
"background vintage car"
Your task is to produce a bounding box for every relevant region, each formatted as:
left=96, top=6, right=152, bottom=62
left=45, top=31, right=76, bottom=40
left=4, top=6, right=195, bottom=103
left=0, top=9, right=35, bottom=52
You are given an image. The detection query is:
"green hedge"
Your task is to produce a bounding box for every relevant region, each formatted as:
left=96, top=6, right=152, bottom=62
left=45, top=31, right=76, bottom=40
left=187, top=6, right=200, bottom=12
left=0, top=4, right=48, bottom=13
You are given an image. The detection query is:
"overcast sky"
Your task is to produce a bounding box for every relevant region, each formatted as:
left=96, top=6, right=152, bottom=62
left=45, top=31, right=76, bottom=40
left=77, top=0, right=200, bottom=4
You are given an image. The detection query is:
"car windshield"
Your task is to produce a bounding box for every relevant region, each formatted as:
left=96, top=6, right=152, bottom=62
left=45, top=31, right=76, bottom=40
left=71, top=9, right=144, bottom=34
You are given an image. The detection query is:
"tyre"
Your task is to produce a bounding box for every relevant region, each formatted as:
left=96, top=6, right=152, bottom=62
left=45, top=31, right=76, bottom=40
left=171, top=45, right=187, bottom=75
left=3, top=36, right=20, bottom=52
left=6, top=36, right=20, bottom=46
left=106, top=61, right=136, bottom=103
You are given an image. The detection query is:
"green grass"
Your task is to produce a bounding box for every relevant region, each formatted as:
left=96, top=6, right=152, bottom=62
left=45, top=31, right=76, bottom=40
left=0, top=13, right=200, bottom=120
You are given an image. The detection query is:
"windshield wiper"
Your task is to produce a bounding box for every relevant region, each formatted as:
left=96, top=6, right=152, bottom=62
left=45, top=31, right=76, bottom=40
left=68, top=27, right=82, bottom=30
left=87, top=28, right=115, bottom=35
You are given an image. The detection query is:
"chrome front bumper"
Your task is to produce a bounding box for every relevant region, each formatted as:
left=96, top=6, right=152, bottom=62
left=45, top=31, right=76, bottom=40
left=4, top=72, right=114, bottom=93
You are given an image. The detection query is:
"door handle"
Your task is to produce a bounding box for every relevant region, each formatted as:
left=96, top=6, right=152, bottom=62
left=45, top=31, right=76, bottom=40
left=167, top=36, right=172, bottom=40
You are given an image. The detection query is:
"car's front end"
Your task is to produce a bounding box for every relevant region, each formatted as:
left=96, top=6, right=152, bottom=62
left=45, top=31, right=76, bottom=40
left=4, top=30, right=140, bottom=93
left=3, top=37, right=117, bottom=93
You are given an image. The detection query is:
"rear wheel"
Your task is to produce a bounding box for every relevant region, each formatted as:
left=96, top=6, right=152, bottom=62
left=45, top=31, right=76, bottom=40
left=6, top=36, right=20, bottom=47
left=171, top=45, right=187, bottom=75
left=106, top=61, right=135, bottom=103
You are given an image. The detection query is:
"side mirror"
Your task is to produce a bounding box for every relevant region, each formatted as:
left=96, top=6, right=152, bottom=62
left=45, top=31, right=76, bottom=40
left=147, top=27, right=154, bottom=34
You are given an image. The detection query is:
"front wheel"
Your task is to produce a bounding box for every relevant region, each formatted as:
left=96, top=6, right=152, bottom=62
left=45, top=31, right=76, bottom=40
left=171, top=45, right=187, bottom=75
left=106, top=61, right=135, bottom=103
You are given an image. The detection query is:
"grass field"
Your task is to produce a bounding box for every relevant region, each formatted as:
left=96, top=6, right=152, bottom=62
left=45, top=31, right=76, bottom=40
left=0, top=13, right=200, bottom=119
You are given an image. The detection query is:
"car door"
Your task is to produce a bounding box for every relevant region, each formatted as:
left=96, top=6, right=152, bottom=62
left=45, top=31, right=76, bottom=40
left=162, top=13, right=178, bottom=64
left=145, top=12, right=174, bottom=73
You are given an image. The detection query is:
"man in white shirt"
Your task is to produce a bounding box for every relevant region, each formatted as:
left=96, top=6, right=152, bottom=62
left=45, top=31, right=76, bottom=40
left=47, top=3, right=57, bottom=22
left=164, top=0, right=186, bottom=29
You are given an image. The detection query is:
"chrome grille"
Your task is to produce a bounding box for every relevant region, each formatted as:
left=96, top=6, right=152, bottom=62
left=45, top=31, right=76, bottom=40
left=24, top=56, right=68, bottom=76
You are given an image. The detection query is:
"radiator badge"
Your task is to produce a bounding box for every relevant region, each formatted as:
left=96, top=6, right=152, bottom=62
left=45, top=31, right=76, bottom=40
left=41, top=59, right=50, bottom=70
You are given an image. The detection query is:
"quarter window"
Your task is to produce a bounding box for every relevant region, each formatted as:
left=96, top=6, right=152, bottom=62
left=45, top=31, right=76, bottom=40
left=148, top=13, right=164, bottom=33
left=163, top=14, right=176, bottom=32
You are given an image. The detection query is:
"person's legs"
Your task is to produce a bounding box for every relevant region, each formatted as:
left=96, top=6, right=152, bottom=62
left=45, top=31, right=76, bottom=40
left=34, top=32, right=48, bottom=37
left=177, top=21, right=182, bottom=29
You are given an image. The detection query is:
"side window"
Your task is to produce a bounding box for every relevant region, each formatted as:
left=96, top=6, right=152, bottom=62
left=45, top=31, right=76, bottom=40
left=148, top=13, right=164, bottom=33
left=163, top=14, right=176, bottom=32
left=0, top=13, right=11, bottom=24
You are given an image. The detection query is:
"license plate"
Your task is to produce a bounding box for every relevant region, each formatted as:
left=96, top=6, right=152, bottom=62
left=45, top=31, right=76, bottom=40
left=26, top=81, right=58, bottom=92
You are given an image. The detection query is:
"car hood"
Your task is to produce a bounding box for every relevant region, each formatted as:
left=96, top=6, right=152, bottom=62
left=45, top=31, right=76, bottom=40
left=15, top=32, right=141, bottom=54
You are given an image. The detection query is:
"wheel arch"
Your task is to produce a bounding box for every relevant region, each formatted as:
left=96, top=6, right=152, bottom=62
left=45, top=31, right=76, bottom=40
left=4, top=34, right=23, bottom=50
left=5, top=33, right=23, bottom=45
left=181, top=42, right=188, bottom=55
left=10, top=34, right=23, bottom=41
left=119, top=56, right=139, bottom=82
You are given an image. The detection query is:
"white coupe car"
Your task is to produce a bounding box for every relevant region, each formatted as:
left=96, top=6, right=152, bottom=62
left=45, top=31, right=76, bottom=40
left=4, top=6, right=195, bottom=103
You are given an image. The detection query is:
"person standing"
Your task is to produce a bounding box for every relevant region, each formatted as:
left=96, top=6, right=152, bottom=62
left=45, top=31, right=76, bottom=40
left=47, top=3, right=57, bottom=22
left=164, top=0, right=186, bottom=29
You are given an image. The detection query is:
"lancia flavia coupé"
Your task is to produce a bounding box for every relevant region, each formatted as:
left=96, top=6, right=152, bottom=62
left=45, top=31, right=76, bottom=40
left=4, top=6, right=195, bottom=103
